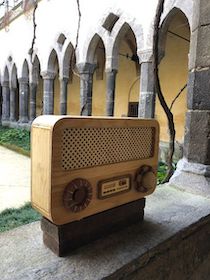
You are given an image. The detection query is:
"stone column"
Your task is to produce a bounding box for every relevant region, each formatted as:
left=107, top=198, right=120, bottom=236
left=138, top=51, right=155, bottom=118
left=19, top=78, right=29, bottom=123
left=77, top=63, right=96, bottom=116
left=2, top=81, right=10, bottom=121
left=29, top=82, right=37, bottom=121
left=106, top=69, right=117, bottom=116
left=60, top=77, right=69, bottom=115
left=170, top=1, right=210, bottom=194
left=10, top=86, right=16, bottom=122
left=41, top=71, right=55, bottom=115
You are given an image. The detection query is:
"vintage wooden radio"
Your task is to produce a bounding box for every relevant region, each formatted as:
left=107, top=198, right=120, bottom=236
left=31, top=116, right=159, bottom=226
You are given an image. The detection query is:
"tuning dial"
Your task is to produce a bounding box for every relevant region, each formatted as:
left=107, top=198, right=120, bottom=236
left=135, top=165, right=156, bottom=193
left=63, top=178, right=92, bottom=212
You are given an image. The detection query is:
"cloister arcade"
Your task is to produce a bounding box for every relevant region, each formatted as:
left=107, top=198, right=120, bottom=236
left=0, top=5, right=191, bottom=147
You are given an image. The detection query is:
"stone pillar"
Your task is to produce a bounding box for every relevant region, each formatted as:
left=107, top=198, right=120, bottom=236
left=19, top=78, right=29, bottom=123
left=10, top=86, right=16, bottom=122
left=2, top=81, right=10, bottom=121
left=170, top=1, right=210, bottom=194
left=60, top=77, right=69, bottom=115
left=138, top=51, right=155, bottom=118
left=29, top=82, right=37, bottom=121
left=41, top=72, right=55, bottom=115
left=77, top=63, right=96, bottom=116
left=106, top=69, right=117, bottom=116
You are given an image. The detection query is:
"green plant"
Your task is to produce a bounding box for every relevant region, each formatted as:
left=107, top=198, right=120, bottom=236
left=0, top=203, right=41, bottom=233
left=0, top=126, right=30, bottom=154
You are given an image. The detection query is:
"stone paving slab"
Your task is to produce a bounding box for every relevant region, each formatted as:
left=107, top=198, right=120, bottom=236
left=1, top=185, right=210, bottom=280
left=0, top=146, right=30, bottom=212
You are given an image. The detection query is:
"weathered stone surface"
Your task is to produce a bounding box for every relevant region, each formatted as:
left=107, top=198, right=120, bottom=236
left=106, top=69, right=117, bottom=116
left=19, top=78, right=29, bottom=123
left=170, top=170, right=210, bottom=197
left=60, top=77, right=69, bottom=115
left=77, top=63, right=96, bottom=116
left=189, top=26, right=210, bottom=70
left=188, top=69, right=210, bottom=110
left=43, top=77, right=54, bottom=115
left=184, top=111, right=210, bottom=165
left=138, top=61, right=155, bottom=118
left=1, top=185, right=210, bottom=279
left=192, top=0, right=210, bottom=31
left=29, top=83, right=37, bottom=121
left=2, top=82, right=10, bottom=121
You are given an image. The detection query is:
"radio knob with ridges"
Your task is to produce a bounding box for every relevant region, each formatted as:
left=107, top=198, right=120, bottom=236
left=63, top=178, right=92, bottom=212
left=135, top=165, right=156, bottom=192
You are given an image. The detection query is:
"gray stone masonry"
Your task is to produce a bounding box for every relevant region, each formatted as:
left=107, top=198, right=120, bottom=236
left=106, top=69, right=117, bottom=116
left=170, top=0, right=210, bottom=193
left=77, top=63, right=96, bottom=116
left=1, top=185, right=210, bottom=279
left=19, top=78, right=29, bottom=123
left=29, top=82, right=37, bottom=121
left=138, top=61, right=155, bottom=118
left=42, top=71, right=56, bottom=115
left=60, top=77, right=69, bottom=115
left=2, top=81, right=10, bottom=121
left=9, top=87, right=16, bottom=122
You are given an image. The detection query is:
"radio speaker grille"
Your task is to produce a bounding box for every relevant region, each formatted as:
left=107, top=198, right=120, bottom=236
left=62, top=127, right=155, bottom=170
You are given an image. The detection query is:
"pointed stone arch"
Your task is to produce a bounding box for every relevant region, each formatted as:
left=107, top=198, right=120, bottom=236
left=47, top=48, right=59, bottom=74
left=31, top=55, right=43, bottom=119
left=32, top=55, right=41, bottom=84
left=86, top=34, right=106, bottom=80
left=19, top=59, right=30, bottom=123
left=62, top=42, right=75, bottom=80
left=156, top=7, right=190, bottom=144
left=159, top=7, right=191, bottom=60
left=3, top=65, right=9, bottom=82
left=21, top=59, right=29, bottom=80
left=111, top=22, right=138, bottom=71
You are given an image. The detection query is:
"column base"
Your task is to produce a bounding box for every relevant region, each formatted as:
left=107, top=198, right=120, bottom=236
left=41, top=198, right=145, bottom=257
left=169, top=158, right=210, bottom=197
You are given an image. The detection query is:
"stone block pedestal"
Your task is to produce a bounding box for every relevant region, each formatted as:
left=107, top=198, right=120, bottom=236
left=41, top=199, right=145, bottom=256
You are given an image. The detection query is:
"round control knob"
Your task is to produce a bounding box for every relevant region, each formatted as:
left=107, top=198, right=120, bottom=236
left=135, top=165, right=156, bottom=193
left=63, top=178, right=92, bottom=213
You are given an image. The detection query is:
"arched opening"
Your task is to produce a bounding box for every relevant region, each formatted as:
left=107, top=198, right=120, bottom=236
left=32, top=55, right=43, bottom=116
left=113, top=23, right=140, bottom=117
left=11, top=64, right=19, bottom=121
left=47, top=49, right=59, bottom=114
left=86, top=34, right=106, bottom=116
left=63, top=42, right=80, bottom=115
left=157, top=9, right=190, bottom=144
left=3, top=66, right=9, bottom=82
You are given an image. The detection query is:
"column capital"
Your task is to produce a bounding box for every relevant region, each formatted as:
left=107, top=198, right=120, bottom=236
left=137, top=50, right=153, bottom=64
left=41, top=71, right=56, bottom=80
left=18, top=77, right=29, bottom=84
left=60, top=76, right=69, bottom=83
left=2, top=81, right=9, bottom=87
left=105, top=68, right=118, bottom=74
left=76, top=63, right=97, bottom=75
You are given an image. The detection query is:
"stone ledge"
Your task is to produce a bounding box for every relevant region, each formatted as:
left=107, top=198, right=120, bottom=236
left=1, top=185, right=210, bottom=280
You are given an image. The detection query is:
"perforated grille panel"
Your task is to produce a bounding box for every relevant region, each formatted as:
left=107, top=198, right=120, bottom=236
left=61, top=127, right=155, bottom=170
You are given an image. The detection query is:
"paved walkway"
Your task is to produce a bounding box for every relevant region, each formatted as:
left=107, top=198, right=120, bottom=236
left=0, top=146, right=30, bottom=212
